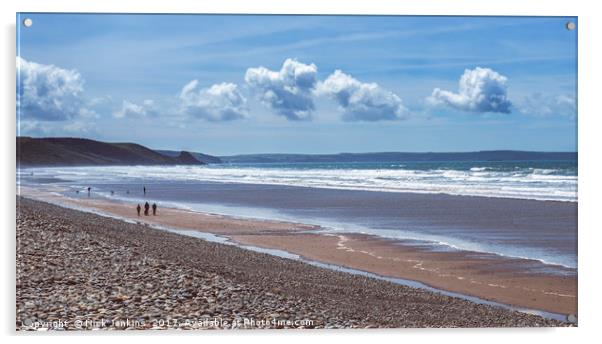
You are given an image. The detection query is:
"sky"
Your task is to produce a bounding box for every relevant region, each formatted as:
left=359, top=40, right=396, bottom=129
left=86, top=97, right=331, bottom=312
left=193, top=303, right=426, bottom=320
left=16, top=14, right=577, bottom=155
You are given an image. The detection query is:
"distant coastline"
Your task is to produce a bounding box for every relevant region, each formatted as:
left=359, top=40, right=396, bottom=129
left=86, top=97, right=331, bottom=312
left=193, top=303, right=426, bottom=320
left=219, top=150, right=577, bottom=164
left=17, top=136, right=576, bottom=167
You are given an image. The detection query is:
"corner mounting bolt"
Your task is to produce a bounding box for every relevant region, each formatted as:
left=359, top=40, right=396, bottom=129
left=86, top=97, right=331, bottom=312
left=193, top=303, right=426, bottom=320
left=566, top=22, right=576, bottom=31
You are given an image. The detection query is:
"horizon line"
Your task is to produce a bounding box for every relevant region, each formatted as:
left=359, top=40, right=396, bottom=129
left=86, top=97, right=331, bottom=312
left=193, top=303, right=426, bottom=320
left=18, top=136, right=578, bottom=156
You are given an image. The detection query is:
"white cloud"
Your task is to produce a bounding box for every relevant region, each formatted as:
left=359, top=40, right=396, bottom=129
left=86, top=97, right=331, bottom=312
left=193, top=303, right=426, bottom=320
left=517, top=93, right=576, bottom=118
left=318, top=70, right=407, bottom=121
left=428, top=67, right=512, bottom=113
left=17, top=120, right=49, bottom=136
left=17, top=57, right=91, bottom=121
left=179, top=81, right=247, bottom=121
left=245, top=58, right=317, bottom=121
left=78, top=107, right=99, bottom=119
left=62, top=121, right=97, bottom=134
left=18, top=120, right=97, bottom=136
left=88, top=95, right=113, bottom=106
left=113, top=99, right=157, bottom=118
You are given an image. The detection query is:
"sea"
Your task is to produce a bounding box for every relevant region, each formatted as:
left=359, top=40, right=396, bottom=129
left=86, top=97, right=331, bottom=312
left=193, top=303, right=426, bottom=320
left=18, top=159, right=578, bottom=272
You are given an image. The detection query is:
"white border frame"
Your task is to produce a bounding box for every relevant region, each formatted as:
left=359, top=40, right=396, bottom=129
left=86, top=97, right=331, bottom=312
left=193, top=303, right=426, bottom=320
left=2, top=1, right=600, bottom=343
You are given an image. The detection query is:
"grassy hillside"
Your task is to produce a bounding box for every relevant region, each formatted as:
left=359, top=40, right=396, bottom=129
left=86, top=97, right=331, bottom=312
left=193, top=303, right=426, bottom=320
left=17, top=137, right=204, bottom=167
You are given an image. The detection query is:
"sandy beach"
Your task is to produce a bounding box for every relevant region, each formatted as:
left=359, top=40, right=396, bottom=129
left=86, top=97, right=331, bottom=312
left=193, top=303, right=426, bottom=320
left=16, top=196, right=569, bottom=329
left=18, top=186, right=577, bottom=318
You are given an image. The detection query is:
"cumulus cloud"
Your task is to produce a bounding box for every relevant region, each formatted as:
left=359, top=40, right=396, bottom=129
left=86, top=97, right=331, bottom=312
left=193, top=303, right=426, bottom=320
left=318, top=70, right=407, bottom=121
left=113, top=99, right=157, bottom=118
left=179, top=81, right=247, bottom=121
left=428, top=67, right=512, bottom=114
left=17, top=57, right=91, bottom=121
left=517, top=93, right=576, bottom=118
left=245, top=58, right=318, bottom=121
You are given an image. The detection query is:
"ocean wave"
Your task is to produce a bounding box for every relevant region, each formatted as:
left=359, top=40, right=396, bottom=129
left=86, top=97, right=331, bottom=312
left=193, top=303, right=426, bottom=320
left=531, top=168, right=556, bottom=175
left=21, top=164, right=578, bottom=202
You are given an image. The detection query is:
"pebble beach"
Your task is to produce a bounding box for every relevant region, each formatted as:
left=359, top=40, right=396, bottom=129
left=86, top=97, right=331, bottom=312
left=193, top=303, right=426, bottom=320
left=16, top=197, right=569, bottom=330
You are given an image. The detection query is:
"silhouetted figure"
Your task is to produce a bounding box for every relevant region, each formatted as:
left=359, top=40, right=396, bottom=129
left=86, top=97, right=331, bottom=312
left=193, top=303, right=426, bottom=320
left=143, top=186, right=147, bottom=195
left=144, top=202, right=150, bottom=216
left=110, top=190, right=114, bottom=196
left=152, top=203, right=157, bottom=215
left=76, top=190, right=79, bottom=194
left=136, top=204, right=141, bottom=216
left=87, top=187, right=91, bottom=197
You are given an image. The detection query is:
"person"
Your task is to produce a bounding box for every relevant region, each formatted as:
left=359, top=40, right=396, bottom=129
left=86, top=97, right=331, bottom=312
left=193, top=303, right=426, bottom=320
left=87, top=187, right=91, bottom=197
left=143, top=186, right=146, bottom=195
left=110, top=190, right=114, bottom=196
left=152, top=203, right=157, bottom=215
left=136, top=204, right=141, bottom=216
left=144, top=202, right=150, bottom=216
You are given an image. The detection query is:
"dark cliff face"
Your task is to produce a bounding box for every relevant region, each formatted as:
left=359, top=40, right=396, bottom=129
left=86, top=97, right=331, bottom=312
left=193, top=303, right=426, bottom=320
left=174, top=151, right=202, bottom=165
left=17, top=137, right=205, bottom=167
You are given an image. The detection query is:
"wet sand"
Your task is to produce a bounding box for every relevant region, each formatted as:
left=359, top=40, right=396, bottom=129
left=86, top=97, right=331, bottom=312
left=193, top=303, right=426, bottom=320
left=20, top=186, right=317, bottom=235
left=232, top=233, right=576, bottom=315
left=93, top=180, right=576, bottom=265
left=19, top=186, right=577, bottom=316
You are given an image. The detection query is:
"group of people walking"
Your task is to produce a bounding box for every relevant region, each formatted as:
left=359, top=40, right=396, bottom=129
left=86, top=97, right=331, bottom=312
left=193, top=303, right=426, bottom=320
left=79, top=184, right=159, bottom=217
left=137, top=202, right=157, bottom=216
left=136, top=185, right=158, bottom=216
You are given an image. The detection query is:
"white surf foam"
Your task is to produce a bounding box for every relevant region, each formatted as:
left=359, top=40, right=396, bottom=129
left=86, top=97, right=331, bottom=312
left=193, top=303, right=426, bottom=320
left=21, top=164, right=577, bottom=202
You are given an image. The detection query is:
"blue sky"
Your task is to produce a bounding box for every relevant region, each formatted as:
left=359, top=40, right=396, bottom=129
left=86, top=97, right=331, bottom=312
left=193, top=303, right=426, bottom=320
left=17, top=14, right=577, bottom=154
